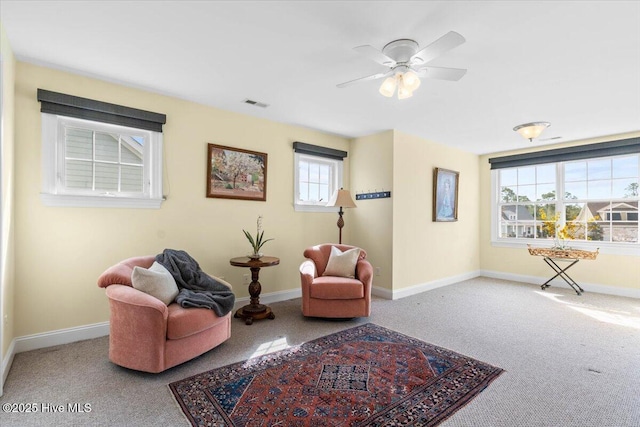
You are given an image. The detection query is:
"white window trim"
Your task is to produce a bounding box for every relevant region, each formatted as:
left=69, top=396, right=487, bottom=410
left=41, top=113, right=163, bottom=209
left=490, top=170, right=640, bottom=256
left=293, top=152, right=342, bottom=213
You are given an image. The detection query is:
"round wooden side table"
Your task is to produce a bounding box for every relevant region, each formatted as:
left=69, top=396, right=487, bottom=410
left=229, top=256, right=279, bottom=325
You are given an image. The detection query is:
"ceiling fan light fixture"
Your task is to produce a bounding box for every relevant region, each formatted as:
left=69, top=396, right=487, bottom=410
left=379, top=76, right=397, bottom=97
left=402, top=71, right=421, bottom=92
left=513, top=122, right=551, bottom=142
left=397, top=82, right=413, bottom=99
left=337, top=31, right=467, bottom=99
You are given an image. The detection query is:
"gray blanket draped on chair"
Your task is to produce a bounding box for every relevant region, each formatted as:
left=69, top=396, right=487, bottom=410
left=156, top=249, right=235, bottom=317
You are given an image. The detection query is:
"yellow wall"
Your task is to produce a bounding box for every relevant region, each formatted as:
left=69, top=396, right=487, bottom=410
left=1, top=24, right=16, bottom=358
left=479, top=133, right=640, bottom=290
left=350, top=129, right=481, bottom=295
left=14, top=62, right=351, bottom=337
left=7, top=60, right=639, bottom=341
left=350, top=131, right=394, bottom=292
left=392, top=131, right=480, bottom=290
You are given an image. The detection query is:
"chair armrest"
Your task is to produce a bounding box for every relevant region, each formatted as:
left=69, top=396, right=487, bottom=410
left=300, top=260, right=317, bottom=292
left=299, top=260, right=318, bottom=314
left=103, top=285, right=169, bottom=372
left=300, top=260, right=317, bottom=282
left=105, top=284, right=169, bottom=317
left=97, top=255, right=155, bottom=288
left=356, top=259, right=373, bottom=295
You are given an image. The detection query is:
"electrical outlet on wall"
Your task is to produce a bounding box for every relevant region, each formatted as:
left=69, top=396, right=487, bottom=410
left=375, top=267, right=381, bottom=276
left=243, top=274, right=250, bottom=284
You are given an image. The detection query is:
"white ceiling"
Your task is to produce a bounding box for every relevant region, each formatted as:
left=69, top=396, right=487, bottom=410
left=2, top=1, right=639, bottom=155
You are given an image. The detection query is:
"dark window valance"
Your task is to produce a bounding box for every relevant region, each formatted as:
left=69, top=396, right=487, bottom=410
left=37, top=89, right=166, bottom=132
left=293, top=141, right=347, bottom=160
left=488, top=137, right=640, bottom=170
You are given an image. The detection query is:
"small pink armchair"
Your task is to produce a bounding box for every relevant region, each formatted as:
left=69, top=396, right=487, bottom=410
left=299, top=244, right=373, bottom=318
left=97, top=256, right=232, bottom=373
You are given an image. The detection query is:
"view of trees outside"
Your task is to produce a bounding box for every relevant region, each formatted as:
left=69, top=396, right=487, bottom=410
left=498, top=155, right=639, bottom=244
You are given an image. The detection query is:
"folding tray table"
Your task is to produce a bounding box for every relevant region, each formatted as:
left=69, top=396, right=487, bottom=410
left=528, top=245, right=599, bottom=296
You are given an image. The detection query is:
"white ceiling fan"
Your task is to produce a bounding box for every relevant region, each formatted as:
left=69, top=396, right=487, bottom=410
left=337, top=31, right=467, bottom=99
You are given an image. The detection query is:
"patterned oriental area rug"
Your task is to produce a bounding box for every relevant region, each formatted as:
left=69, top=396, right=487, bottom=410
left=169, top=323, right=504, bottom=426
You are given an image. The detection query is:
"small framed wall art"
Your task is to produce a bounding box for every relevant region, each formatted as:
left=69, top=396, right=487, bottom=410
left=206, top=144, right=268, bottom=201
left=433, top=167, right=459, bottom=222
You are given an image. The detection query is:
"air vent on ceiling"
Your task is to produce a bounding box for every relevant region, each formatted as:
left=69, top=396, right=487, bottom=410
left=243, top=99, right=269, bottom=108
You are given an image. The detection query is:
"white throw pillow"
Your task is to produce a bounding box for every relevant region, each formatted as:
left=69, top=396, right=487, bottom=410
left=131, top=261, right=179, bottom=305
left=323, top=246, right=360, bottom=278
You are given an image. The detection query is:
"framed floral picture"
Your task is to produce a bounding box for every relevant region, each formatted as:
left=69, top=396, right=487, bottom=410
left=207, top=144, right=268, bottom=201
left=433, top=168, right=459, bottom=222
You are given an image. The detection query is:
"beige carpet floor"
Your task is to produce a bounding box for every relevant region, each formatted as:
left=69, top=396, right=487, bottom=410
left=1, top=277, right=639, bottom=426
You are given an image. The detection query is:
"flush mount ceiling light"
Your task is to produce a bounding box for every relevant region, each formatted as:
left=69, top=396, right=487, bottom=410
left=337, top=32, right=467, bottom=99
left=513, top=122, right=551, bottom=142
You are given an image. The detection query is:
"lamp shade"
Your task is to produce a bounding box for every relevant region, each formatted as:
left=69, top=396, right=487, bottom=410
left=327, top=188, right=357, bottom=208
left=513, top=122, right=550, bottom=141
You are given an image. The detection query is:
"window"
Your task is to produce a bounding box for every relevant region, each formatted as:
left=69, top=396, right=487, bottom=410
left=490, top=138, right=639, bottom=254
left=296, top=154, right=340, bottom=206
left=293, top=142, right=346, bottom=212
left=38, top=89, right=166, bottom=208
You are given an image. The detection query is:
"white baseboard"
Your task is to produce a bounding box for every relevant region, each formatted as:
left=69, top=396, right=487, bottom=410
left=233, top=288, right=302, bottom=308
left=390, top=271, right=482, bottom=300
left=14, top=321, right=110, bottom=354
left=2, top=338, right=16, bottom=389
left=480, top=269, right=640, bottom=299
left=372, top=286, right=393, bottom=299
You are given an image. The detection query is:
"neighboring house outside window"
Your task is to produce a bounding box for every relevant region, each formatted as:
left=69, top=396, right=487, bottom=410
left=575, top=201, right=638, bottom=242
left=38, top=89, right=166, bottom=208
left=490, top=139, right=639, bottom=255
left=293, top=142, right=346, bottom=212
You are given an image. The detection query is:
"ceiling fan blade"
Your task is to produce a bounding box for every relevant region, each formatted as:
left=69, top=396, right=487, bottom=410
left=411, top=31, right=466, bottom=65
left=414, top=66, right=467, bottom=81
left=353, top=45, right=396, bottom=66
left=336, top=71, right=392, bottom=88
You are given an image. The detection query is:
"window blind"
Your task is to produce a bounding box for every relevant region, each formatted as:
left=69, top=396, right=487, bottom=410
left=488, top=137, right=640, bottom=170
left=293, top=141, right=347, bottom=160
left=37, top=89, right=166, bottom=132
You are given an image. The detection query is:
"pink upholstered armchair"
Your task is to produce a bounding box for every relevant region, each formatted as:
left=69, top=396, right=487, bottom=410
left=97, top=256, right=232, bottom=373
left=300, top=244, right=373, bottom=318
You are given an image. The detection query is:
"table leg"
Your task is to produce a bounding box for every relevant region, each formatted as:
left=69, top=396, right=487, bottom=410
left=541, top=257, right=584, bottom=295
left=248, top=267, right=263, bottom=306
left=234, top=266, right=276, bottom=324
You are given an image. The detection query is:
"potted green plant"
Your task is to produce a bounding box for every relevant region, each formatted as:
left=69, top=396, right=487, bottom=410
left=243, top=216, right=274, bottom=260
